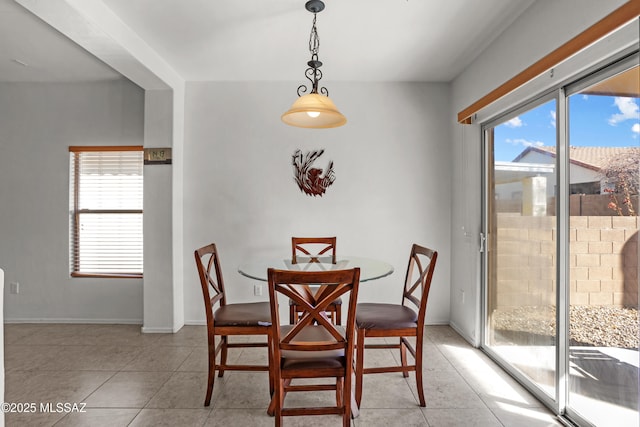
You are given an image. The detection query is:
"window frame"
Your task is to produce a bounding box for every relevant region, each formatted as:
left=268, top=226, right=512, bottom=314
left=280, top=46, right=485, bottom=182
left=69, top=145, right=144, bottom=279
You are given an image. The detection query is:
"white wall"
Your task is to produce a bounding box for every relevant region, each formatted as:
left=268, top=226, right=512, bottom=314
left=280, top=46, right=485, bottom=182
left=0, top=79, right=145, bottom=322
left=182, top=81, right=452, bottom=325
left=0, top=268, right=4, bottom=427
left=142, top=90, right=176, bottom=332
left=449, top=0, right=628, bottom=344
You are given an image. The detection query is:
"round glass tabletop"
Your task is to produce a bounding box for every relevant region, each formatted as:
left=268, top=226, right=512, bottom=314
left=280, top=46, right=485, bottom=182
left=238, top=256, right=394, bottom=282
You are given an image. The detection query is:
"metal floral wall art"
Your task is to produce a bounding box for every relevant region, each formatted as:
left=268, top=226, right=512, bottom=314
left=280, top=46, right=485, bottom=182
left=292, top=149, right=335, bottom=196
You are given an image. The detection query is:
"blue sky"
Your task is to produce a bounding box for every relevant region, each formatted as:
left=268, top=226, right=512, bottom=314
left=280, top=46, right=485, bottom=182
left=494, top=95, right=639, bottom=162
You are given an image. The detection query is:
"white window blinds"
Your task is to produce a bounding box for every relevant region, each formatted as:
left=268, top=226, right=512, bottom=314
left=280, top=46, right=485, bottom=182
left=69, top=146, right=143, bottom=278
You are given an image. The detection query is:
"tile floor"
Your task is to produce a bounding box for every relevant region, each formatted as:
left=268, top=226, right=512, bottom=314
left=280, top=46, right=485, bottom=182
left=3, top=324, right=562, bottom=426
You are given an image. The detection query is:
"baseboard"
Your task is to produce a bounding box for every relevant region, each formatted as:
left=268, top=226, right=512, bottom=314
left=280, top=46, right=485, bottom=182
left=425, top=319, right=450, bottom=326
left=4, top=318, right=142, bottom=325
left=141, top=326, right=174, bottom=333
left=184, top=320, right=206, bottom=326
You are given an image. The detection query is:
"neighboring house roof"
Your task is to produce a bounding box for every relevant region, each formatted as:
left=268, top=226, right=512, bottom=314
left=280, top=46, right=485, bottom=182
left=513, top=146, right=640, bottom=171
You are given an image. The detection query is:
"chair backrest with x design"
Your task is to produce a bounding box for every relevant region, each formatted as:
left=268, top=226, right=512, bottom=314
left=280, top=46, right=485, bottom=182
left=195, top=243, right=228, bottom=324
left=401, top=244, right=438, bottom=330
left=269, top=268, right=359, bottom=357
left=291, top=236, right=337, bottom=264
left=195, top=243, right=274, bottom=407
left=267, top=267, right=360, bottom=425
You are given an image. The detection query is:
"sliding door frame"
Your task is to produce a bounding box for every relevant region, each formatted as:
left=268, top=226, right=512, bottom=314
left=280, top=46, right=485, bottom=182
left=480, top=51, right=639, bottom=426
left=480, top=89, right=563, bottom=414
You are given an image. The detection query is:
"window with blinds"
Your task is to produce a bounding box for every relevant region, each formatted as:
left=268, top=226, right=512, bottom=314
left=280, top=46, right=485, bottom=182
left=69, top=146, right=144, bottom=278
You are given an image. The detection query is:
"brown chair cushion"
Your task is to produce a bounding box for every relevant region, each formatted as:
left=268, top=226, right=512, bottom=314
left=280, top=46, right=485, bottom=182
left=214, top=302, right=271, bottom=326
left=356, top=303, right=418, bottom=330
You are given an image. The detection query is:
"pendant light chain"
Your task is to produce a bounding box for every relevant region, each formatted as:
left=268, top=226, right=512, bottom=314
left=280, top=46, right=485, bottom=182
left=298, top=9, right=326, bottom=97
left=309, top=13, right=320, bottom=58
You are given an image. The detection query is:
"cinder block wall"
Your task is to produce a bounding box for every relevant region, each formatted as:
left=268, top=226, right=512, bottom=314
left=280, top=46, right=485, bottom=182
left=495, top=215, right=638, bottom=309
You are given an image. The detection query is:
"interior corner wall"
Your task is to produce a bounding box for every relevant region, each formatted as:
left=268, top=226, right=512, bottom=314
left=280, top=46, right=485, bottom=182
left=0, top=79, right=145, bottom=323
left=449, top=0, right=628, bottom=345
left=142, top=89, right=175, bottom=332
left=182, top=81, right=452, bottom=325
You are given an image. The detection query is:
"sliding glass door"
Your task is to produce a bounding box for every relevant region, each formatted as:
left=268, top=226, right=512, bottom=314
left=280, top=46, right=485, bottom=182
left=565, top=62, right=639, bottom=427
left=484, top=96, right=558, bottom=402
left=482, top=56, right=639, bottom=427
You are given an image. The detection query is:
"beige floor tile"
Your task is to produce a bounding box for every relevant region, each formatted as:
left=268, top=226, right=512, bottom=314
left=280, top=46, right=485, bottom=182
left=1, top=324, right=563, bottom=427
left=5, top=410, right=66, bottom=427
left=41, top=345, right=143, bottom=371
left=420, top=342, right=457, bottom=370
left=129, top=408, right=211, bottom=427
left=456, top=363, right=544, bottom=408
left=4, top=344, right=64, bottom=372
left=53, top=408, right=140, bottom=427
left=153, top=325, right=207, bottom=347
left=275, top=387, right=338, bottom=410
left=122, top=346, right=194, bottom=371
left=145, top=371, right=211, bottom=409
left=422, top=407, right=502, bottom=426
left=358, top=342, right=404, bottom=369
left=210, top=371, right=272, bottom=409
left=5, top=370, right=114, bottom=404
left=233, top=345, right=272, bottom=366
left=491, top=406, right=562, bottom=427
left=354, top=408, right=428, bottom=426
left=12, top=324, right=93, bottom=346
left=177, top=346, right=209, bottom=372
left=206, top=408, right=273, bottom=426
left=80, top=324, right=161, bottom=347
left=425, top=325, right=469, bottom=345
left=4, top=323, right=47, bottom=345
left=419, top=370, right=487, bottom=409
left=358, top=373, right=419, bottom=409
left=84, top=371, right=173, bottom=408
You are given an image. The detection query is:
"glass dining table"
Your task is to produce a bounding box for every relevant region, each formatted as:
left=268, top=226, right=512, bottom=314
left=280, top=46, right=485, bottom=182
left=238, top=255, right=394, bottom=418
left=237, top=256, right=394, bottom=282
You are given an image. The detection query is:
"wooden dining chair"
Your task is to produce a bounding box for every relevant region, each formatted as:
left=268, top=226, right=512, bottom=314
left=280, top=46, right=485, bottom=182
left=289, top=236, right=342, bottom=324
left=354, top=243, right=438, bottom=408
left=194, top=243, right=273, bottom=406
left=267, top=267, right=361, bottom=427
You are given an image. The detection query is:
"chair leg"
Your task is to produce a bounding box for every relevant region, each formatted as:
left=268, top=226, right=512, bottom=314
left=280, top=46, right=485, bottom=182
left=342, top=375, right=350, bottom=427
left=204, top=346, right=216, bottom=406
left=335, top=304, right=341, bottom=325
left=415, top=335, right=426, bottom=407
left=342, top=370, right=353, bottom=427
left=400, top=337, right=409, bottom=378
left=267, top=334, right=275, bottom=397
left=218, top=335, right=228, bottom=378
left=274, top=379, right=284, bottom=426
left=354, top=328, right=365, bottom=407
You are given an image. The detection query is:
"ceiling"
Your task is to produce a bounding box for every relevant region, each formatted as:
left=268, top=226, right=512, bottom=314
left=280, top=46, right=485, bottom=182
left=0, top=0, right=536, bottom=84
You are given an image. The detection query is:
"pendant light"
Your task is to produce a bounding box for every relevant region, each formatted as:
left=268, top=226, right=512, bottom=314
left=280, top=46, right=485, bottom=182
left=281, top=0, right=346, bottom=129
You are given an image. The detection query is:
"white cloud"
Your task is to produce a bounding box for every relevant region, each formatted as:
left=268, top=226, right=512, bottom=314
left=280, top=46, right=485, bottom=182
left=550, top=110, right=556, bottom=128
left=582, top=94, right=589, bottom=100
left=506, top=138, right=544, bottom=148
left=632, top=122, right=640, bottom=138
left=504, top=117, right=523, bottom=128
left=608, top=97, right=639, bottom=125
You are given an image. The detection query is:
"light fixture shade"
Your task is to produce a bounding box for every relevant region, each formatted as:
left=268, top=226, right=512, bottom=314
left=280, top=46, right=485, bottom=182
left=281, top=93, right=347, bottom=129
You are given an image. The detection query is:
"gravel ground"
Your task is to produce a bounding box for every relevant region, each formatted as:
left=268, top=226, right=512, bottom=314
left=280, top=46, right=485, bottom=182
left=492, top=305, right=639, bottom=349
